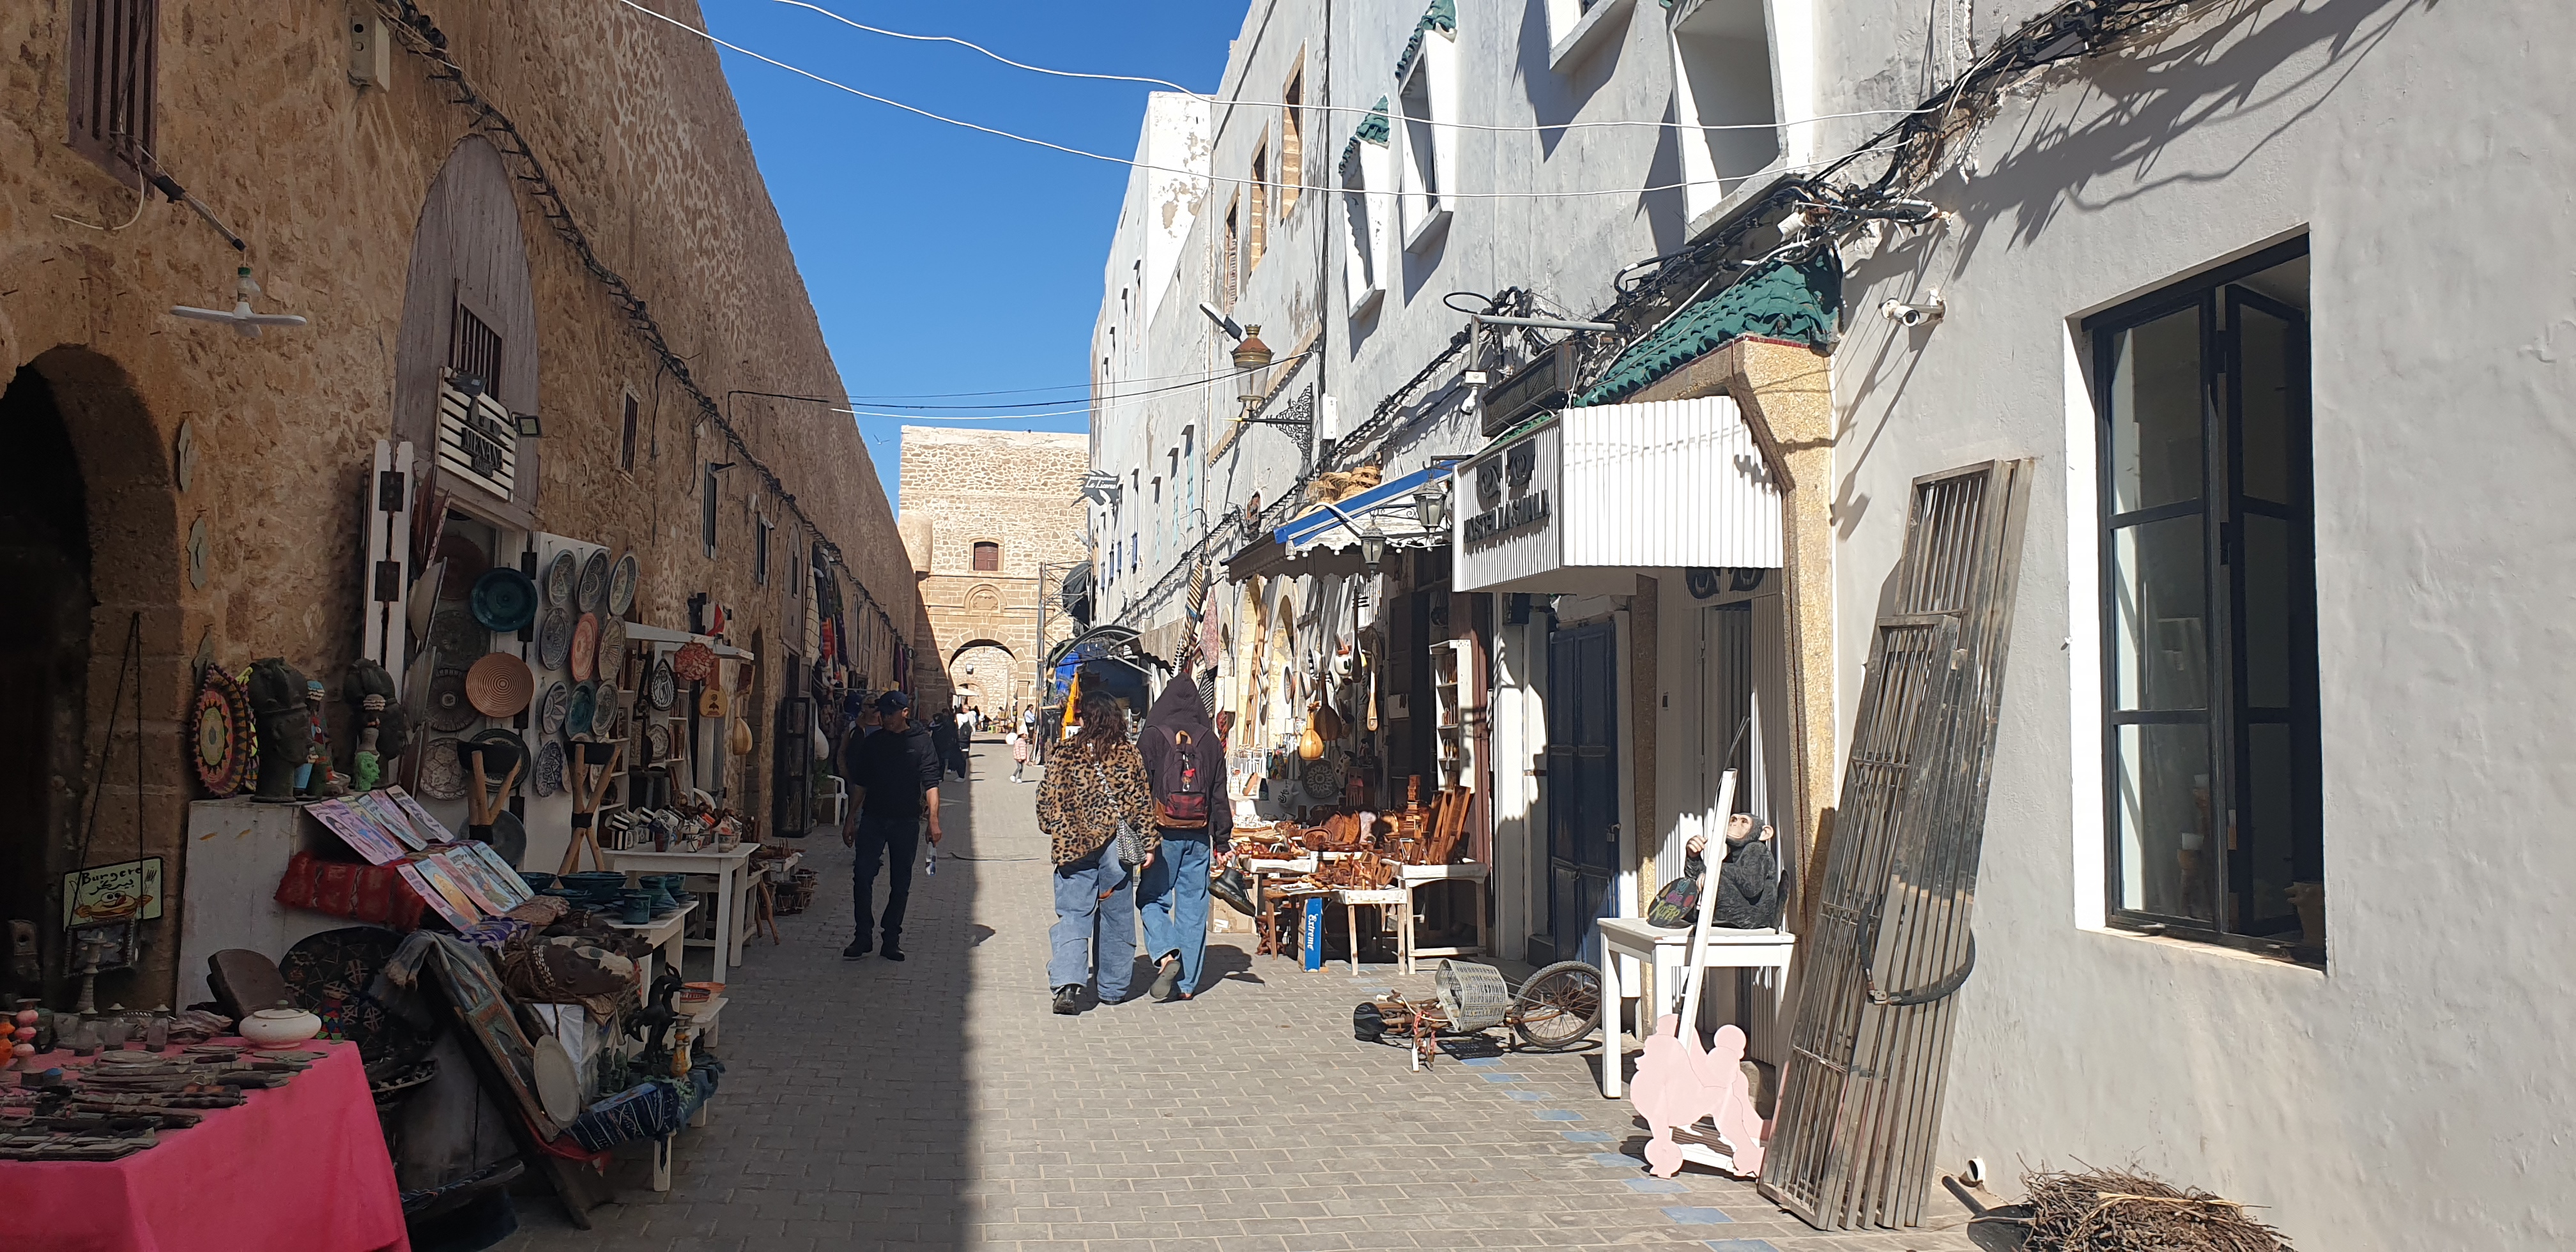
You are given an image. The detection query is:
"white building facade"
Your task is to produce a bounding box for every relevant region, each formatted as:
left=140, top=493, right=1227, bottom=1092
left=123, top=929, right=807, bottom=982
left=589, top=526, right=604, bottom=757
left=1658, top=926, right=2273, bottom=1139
left=1088, top=2, right=2576, bottom=1245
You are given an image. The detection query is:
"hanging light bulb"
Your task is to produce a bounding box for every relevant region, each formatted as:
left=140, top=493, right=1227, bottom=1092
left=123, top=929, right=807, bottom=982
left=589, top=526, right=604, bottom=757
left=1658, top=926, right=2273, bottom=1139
left=169, top=266, right=309, bottom=338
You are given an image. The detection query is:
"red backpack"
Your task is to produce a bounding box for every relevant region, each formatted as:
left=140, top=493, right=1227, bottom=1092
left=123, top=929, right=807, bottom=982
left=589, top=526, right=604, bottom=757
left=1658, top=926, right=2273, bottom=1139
left=1154, top=729, right=1211, bottom=828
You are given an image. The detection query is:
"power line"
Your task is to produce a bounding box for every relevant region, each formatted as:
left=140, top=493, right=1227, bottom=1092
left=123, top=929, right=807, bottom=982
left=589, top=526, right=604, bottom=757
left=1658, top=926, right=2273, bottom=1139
left=845, top=352, right=1311, bottom=411
left=613, top=0, right=1908, bottom=201
left=756, top=0, right=1936, bottom=138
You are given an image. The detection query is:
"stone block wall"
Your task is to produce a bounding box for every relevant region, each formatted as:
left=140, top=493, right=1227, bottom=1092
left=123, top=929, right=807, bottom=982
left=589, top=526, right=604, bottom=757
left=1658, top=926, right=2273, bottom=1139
left=898, top=429, right=1087, bottom=715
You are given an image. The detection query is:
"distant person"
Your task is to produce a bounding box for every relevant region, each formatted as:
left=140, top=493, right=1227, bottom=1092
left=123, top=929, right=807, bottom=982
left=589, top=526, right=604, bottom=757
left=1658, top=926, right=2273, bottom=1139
left=1136, top=678, right=1232, bottom=1002
left=1007, top=726, right=1029, bottom=784
left=1034, top=689, right=1159, bottom=1014
left=842, top=692, right=942, bottom=961
left=930, top=711, right=965, bottom=780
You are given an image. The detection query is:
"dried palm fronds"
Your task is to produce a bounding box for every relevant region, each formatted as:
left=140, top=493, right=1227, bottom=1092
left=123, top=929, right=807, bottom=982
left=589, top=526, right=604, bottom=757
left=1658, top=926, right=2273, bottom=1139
left=2023, top=1167, right=2292, bottom=1252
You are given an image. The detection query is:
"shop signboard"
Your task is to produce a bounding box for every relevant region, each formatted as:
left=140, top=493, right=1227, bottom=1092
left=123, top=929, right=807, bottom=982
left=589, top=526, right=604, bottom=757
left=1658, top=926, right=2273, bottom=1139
left=61, top=858, right=164, bottom=929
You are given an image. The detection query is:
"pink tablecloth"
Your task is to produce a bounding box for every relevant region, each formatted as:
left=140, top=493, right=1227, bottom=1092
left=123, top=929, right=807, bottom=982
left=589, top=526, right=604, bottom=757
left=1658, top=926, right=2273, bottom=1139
left=1, top=1039, right=410, bottom=1252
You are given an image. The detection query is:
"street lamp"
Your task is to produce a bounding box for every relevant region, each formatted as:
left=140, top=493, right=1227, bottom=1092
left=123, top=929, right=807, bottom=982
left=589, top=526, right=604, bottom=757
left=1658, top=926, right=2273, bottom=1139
left=1232, top=326, right=1273, bottom=406
left=1358, top=530, right=1387, bottom=576
left=1414, top=481, right=1450, bottom=530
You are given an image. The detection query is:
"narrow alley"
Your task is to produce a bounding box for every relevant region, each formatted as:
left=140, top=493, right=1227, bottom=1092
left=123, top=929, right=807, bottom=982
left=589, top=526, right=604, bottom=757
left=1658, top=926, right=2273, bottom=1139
left=498, top=740, right=1974, bottom=1252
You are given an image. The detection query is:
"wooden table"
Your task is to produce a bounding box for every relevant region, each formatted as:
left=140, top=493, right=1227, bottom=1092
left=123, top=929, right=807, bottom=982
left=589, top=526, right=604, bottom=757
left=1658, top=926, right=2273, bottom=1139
left=1595, top=915, right=1795, bottom=1098
left=1397, top=862, right=1492, bottom=975
left=605, top=845, right=756, bottom=974
left=1331, top=887, right=1410, bottom=973
left=602, top=899, right=694, bottom=1002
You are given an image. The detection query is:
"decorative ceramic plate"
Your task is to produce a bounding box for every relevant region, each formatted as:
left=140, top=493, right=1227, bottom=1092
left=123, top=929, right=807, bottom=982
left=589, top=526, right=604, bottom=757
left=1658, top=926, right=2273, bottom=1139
left=596, top=616, right=626, bottom=682
left=545, top=551, right=577, bottom=607
left=594, top=685, right=625, bottom=740
left=192, top=668, right=254, bottom=796
left=420, top=738, right=466, bottom=800
left=538, top=682, right=569, bottom=737
left=429, top=608, right=483, bottom=665
left=671, top=640, right=717, bottom=685
left=465, top=652, right=534, bottom=718
left=537, top=606, right=572, bottom=672
left=648, top=657, right=677, bottom=710
left=535, top=1034, right=583, bottom=1124
left=470, top=568, right=540, bottom=632
left=644, top=721, right=670, bottom=764
left=487, top=810, right=528, bottom=867
left=534, top=739, right=565, bottom=797
left=608, top=552, right=638, bottom=616
left=570, top=613, right=599, bottom=682
left=427, top=669, right=477, bottom=733
left=567, top=681, right=598, bottom=738
left=578, top=551, right=611, bottom=615
left=1300, top=754, right=1345, bottom=800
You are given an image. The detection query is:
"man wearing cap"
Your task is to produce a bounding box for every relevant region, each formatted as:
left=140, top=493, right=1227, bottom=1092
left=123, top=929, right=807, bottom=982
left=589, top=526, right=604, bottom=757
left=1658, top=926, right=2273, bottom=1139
left=842, top=691, right=943, bottom=961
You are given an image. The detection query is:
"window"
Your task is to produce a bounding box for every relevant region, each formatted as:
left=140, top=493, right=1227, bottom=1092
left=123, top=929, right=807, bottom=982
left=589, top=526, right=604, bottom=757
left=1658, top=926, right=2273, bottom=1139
left=1130, top=535, right=1139, bottom=574
left=1182, top=425, right=1193, bottom=458
left=1395, top=19, right=1458, bottom=251
left=68, top=0, right=157, bottom=182
left=1222, top=195, right=1241, bottom=309
left=1669, top=0, right=1782, bottom=222
left=1151, top=476, right=1162, bottom=505
left=2087, top=238, right=2319, bottom=959
left=702, top=463, right=720, bottom=557
left=755, top=515, right=772, bottom=586
left=1280, top=63, right=1305, bottom=217
left=449, top=303, right=503, bottom=386
left=1339, top=105, right=1393, bottom=316
left=1249, top=139, right=1269, bottom=273
left=972, top=540, right=1000, bottom=572
left=619, top=392, right=640, bottom=471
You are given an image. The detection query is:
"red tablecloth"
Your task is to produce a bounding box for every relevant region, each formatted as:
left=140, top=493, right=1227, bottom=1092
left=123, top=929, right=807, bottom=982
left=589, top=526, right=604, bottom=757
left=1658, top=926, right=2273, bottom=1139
left=1, top=1040, right=410, bottom=1252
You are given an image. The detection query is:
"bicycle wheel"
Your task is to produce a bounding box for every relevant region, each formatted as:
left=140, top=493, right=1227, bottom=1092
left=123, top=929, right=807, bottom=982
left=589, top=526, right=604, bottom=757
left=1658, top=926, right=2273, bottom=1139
left=1510, top=960, right=1603, bottom=1051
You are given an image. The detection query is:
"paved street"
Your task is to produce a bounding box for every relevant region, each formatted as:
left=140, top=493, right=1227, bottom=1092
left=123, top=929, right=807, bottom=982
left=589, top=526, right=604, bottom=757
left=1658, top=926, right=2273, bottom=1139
left=503, top=741, right=1978, bottom=1252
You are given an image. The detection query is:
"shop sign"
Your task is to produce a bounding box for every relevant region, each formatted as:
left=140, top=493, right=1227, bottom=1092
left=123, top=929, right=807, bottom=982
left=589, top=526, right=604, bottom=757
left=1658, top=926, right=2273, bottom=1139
left=1463, top=437, right=1551, bottom=546
left=61, top=858, right=164, bottom=929
left=436, top=382, right=518, bottom=498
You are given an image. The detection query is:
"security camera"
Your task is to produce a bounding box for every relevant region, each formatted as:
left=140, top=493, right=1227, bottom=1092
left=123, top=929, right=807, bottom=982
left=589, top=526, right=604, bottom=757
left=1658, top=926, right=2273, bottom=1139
left=1880, top=290, right=1946, bottom=328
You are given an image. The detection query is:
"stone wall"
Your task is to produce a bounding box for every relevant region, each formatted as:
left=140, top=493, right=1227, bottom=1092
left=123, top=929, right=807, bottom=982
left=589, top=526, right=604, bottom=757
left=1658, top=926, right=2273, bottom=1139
left=0, top=0, right=919, bottom=1006
left=898, top=428, right=1087, bottom=715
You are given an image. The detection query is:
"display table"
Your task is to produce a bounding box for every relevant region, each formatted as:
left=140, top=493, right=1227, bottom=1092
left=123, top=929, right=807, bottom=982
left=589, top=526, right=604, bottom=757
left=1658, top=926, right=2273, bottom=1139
left=604, top=846, right=755, bottom=974
left=1397, top=862, right=1491, bottom=975
left=1331, top=888, right=1410, bottom=973
left=0, top=1040, right=408, bottom=1252
left=1595, top=916, right=1795, bottom=1098
left=604, top=899, right=696, bottom=1004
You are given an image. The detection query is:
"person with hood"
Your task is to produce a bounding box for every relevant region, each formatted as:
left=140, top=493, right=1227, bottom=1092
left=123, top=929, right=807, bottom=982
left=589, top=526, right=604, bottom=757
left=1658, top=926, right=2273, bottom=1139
left=1035, top=689, right=1162, bottom=1013
left=1135, top=676, right=1234, bottom=1002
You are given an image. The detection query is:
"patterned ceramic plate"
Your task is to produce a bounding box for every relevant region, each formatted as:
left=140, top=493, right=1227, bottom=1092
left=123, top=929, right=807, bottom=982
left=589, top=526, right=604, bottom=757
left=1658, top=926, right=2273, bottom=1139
left=608, top=552, right=638, bottom=616
left=537, top=606, right=573, bottom=672
left=578, top=551, right=611, bottom=615
left=538, top=681, right=570, bottom=737
left=420, top=738, right=466, bottom=800
left=594, top=684, right=625, bottom=740
left=644, top=721, right=670, bottom=764
left=534, top=739, right=566, bottom=798
left=596, top=615, right=626, bottom=683
left=192, top=668, right=254, bottom=796
left=545, top=551, right=577, bottom=608
left=671, top=640, right=717, bottom=685
left=648, top=657, right=677, bottom=710
left=567, top=680, right=598, bottom=738
left=570, top=614, right=599, bottom=682
left=429, top=608, right=484, bottom=666
left=427, top=669, right=477, bottom=733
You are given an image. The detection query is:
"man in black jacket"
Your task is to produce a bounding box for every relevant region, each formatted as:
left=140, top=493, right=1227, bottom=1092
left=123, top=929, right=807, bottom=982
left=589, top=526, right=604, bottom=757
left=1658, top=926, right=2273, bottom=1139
left=842, top=691, right=943, bottom=961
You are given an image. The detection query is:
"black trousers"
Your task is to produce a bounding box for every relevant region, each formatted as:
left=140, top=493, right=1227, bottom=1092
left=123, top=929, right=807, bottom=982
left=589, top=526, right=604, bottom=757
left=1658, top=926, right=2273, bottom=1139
left=852, top=813, right=921, bottom=941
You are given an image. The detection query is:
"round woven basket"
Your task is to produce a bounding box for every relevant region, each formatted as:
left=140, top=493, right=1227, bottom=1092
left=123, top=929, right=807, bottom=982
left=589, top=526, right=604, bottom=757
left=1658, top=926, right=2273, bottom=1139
left=1434, top=960, right=1512, bottom=1032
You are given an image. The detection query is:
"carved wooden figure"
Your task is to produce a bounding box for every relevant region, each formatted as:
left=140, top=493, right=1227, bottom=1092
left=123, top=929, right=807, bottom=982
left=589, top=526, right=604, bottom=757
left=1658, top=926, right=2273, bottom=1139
left=1630, top=1017, right=1767, bottom=1179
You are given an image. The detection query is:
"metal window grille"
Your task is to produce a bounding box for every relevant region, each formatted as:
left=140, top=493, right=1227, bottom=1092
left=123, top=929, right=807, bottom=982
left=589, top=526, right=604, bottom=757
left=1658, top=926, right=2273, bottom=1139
left=68, top=0, right=157, bottom=181
left=619, top=393, right=639, bottom=471
left=449, top=303, right=503, bottom=388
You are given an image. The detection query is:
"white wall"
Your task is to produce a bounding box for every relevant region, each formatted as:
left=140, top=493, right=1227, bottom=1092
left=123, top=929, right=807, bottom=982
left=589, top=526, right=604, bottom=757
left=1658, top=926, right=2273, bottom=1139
left=1828, top=3, right=2576, bottom=1246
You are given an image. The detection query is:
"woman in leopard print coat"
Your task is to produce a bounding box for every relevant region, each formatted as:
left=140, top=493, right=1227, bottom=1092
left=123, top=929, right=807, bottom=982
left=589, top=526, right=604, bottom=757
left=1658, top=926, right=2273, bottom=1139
left=1035, top=690, right=1162, bottom=1012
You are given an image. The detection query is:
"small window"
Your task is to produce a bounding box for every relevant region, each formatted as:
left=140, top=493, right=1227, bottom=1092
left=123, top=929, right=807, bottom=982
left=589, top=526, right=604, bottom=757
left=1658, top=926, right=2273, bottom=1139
left=1249, top=138, right=1269, bottom=272
left=68, top=0, right=158, bottom=183
left=1130, top=535, right=1139, bottom=573
left=1669, top=0, right=1782, bottom=221
left=619, top=392, right=640, bottom=471
left=702, top=463, right=720, bottom=557
left=1182, top=425, right=1194, bottom=457
left=1151, top=477, right=1162, bottom=505
left=972, top=541, right=1000, bottom=572
left=1222, top=196, right=1241, bottom=309
left=1280, top=63, right=1306, bottom=216
left=1396, top=20, right=1457, bottom=251
left=2088, top=238, right=2319, bottom=961
left=448, top=303, right=503, bottom=387
left=755, top=515, right=773, bottom=586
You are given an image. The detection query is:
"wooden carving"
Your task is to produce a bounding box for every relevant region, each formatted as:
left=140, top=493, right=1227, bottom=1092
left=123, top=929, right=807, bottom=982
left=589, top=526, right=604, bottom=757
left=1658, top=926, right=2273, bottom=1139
left=1631, top=1018, right=1767, bottom=1179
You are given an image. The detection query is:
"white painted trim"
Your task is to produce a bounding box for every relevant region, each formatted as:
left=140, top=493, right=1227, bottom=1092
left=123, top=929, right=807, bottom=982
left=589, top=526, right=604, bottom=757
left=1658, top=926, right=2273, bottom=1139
left=1397, top=30, right=1459, bottom=254
left=2064, top=324, right=2108, bottom=931
left=1547, top=0, right=1635, bottom=73
left=1340, top=141, right=1394, bottom=317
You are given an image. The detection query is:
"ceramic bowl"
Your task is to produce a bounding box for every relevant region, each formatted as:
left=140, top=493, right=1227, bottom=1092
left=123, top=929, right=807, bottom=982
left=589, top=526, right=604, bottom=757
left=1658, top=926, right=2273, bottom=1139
left=240, top=1003, right=323, bottom=1050
left=470, top=567, right=540, bottom=632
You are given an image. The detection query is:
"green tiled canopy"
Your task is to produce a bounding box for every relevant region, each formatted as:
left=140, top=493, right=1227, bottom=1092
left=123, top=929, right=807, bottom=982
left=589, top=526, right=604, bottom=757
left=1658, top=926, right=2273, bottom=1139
left=1574, top=250, right=1843, bottom=406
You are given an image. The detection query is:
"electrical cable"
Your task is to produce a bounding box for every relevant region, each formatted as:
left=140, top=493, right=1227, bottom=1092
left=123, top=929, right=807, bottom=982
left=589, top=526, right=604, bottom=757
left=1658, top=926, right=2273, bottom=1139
left=615, top=0, right=1908, bottom=201
left=842, top=351, right=1312, bottom=411
left=759, top=0, right=1938, bottom=137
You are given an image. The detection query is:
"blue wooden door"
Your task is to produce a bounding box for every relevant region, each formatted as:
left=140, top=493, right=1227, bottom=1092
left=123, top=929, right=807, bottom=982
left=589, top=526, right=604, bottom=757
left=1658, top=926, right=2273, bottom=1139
left=1546, top=622, right=1619, bottom=965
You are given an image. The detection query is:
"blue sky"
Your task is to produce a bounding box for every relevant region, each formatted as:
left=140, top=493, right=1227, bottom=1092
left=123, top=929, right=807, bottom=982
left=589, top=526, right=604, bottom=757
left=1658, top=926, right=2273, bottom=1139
left=700, top=1, right=1245, bottom=508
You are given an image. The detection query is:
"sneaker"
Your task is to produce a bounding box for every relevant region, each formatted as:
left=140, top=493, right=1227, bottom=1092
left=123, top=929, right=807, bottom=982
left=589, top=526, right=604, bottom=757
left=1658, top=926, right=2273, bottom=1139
left=1052, top=986, right=1082, bottom=1015
left=880, top=943, right=907, bottom=962
left=1151, top=956, right=1183, bottom=1002
left=841, top=936, right=871, bottom=959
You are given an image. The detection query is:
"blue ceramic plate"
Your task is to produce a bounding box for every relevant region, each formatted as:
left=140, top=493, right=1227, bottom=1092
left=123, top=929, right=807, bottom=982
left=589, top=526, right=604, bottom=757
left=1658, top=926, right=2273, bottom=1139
left=566, top=680, right=598, bottom=738
left=470, top=568, right=540, bottom=632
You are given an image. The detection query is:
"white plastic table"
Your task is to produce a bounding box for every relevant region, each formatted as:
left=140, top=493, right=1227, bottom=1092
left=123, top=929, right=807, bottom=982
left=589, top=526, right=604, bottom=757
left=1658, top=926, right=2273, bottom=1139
left=601, top=899, right=695, bottom=1004
left=1397, top=862, right=1491, bottom=975
left=604, top=845, right=756, bottom=974
left=1330, top=887, right=1410, bottom=973
left=1595, top=915, right=1795, bottom=1098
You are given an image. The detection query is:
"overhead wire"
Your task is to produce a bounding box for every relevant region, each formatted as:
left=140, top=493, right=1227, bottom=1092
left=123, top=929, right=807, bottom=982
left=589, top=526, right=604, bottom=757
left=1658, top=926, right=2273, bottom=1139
left=614, top=0, right=1910, bottom=201
left=841, top=352, right=1313, bottom=424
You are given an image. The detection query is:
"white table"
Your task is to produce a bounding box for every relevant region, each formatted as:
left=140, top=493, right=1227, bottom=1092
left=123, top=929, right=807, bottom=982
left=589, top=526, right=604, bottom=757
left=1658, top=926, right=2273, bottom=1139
left=1397, top=862, right=1491, bottom=975
left=1330, top=888, right=1411, bottom=973
left=601, top=900, right=696, bottom=1004
left=604, top=846, right=756, bottom=974
left=1595, top=915, right=1796, bottom=1098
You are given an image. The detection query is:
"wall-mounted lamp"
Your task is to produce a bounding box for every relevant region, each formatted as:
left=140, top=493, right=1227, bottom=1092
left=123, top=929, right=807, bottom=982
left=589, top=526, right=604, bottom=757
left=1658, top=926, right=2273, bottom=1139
left=1414, top=482, right=1450, bottom=531
left=708, top=461, right=738, bottom=473
left=1232, top=326, right=1274, bottom=404
left=1358, top=530, right=1387, bottom=576
left=512, top=411, right=544, bottom=438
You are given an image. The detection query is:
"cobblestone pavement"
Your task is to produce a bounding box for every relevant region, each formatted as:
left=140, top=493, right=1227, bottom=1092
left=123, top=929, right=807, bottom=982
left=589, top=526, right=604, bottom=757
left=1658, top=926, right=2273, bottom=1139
left=502, top=742, right=1979, bottom=1252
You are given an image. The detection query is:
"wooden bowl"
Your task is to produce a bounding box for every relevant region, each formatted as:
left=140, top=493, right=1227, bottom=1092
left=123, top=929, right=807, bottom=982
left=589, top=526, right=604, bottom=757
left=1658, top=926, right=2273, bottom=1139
left=465, top=652, right=535, bottom=718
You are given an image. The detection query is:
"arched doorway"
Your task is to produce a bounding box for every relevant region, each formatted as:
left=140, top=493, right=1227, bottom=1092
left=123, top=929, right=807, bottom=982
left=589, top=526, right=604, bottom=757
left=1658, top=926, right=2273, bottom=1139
left=946, top=639, right=1016, bottom=717
left=0, top=349, right=182, bottom=1007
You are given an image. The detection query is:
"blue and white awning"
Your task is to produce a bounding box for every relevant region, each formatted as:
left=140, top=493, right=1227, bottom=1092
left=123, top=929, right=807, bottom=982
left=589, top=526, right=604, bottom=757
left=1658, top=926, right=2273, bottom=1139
left=1274, top=465, right=1452, bottom=553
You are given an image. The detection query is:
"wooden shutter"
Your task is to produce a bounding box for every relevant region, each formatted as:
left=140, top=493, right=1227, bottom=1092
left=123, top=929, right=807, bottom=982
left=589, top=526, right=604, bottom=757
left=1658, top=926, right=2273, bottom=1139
left=68, top=0, right=157, bottom=181
left=1761, top=459, right=2033, bottom=1231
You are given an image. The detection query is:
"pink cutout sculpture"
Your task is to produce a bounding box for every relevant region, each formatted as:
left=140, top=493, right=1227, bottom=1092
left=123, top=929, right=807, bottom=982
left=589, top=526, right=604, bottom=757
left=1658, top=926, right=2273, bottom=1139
left=1631, top=1016, right=1767, bottom=1179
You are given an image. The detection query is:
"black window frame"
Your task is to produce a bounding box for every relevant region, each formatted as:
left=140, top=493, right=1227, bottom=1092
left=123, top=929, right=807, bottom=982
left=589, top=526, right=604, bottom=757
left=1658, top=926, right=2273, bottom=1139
left=702, top=462, right=720, bottom=558
left=2084, top=235, right=2323, bottom=963
left=67, top=0, right=158, bottom=185
left=619, top=392, right=640, bottom=472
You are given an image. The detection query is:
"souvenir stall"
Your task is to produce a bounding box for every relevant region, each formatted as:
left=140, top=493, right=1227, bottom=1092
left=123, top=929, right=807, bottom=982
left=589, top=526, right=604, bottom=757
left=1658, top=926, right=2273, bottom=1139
left=1218, top=466, right=1488, bottom=973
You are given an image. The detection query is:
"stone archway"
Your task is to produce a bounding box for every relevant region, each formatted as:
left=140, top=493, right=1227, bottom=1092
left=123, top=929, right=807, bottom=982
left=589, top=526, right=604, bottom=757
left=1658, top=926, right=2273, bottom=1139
left=0, top=348, right=185, bottom=1007
left=946, top=639, right=1016, bottom=717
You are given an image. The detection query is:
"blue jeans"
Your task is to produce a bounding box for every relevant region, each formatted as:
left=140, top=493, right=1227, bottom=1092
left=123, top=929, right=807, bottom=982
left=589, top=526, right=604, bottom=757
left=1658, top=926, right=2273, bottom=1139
left=1137, top=833, right=1212, bottom=995
left=1049, top=850, right=1135, bottom=998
